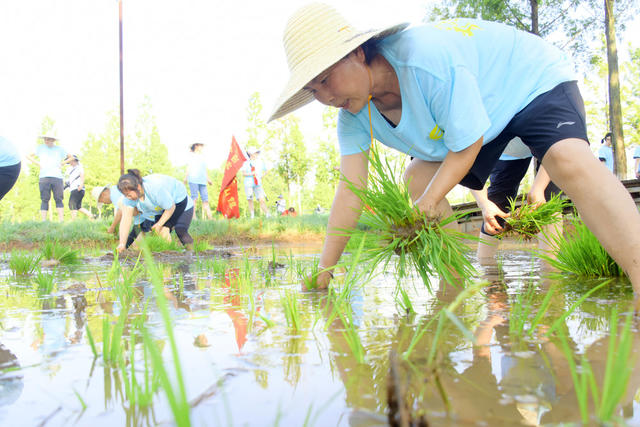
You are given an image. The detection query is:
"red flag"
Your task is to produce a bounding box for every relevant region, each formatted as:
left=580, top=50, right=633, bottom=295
left=217, top=136, right=247, bottom=219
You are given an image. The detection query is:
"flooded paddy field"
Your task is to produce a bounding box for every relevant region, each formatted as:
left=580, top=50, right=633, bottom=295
left=0, top=244, right=639, bottom=426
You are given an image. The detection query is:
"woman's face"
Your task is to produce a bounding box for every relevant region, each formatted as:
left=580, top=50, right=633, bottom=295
left=304, top=48, right=370, bottom=114
left=124, top=184, right=143, bottom=201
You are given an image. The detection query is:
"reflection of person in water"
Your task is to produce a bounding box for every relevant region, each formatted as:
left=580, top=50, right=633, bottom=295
left=0, top=343, right=24, bottom=407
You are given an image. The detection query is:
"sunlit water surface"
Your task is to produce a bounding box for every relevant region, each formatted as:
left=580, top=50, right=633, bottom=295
left=0, top=246, right=639, bottom=426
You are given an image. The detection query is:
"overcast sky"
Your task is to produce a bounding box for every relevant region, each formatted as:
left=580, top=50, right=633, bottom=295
left=0, top=0, right=638, bottom=169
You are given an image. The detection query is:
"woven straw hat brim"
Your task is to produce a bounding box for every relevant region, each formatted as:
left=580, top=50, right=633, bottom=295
left=268, top=22, right=408, bottom=122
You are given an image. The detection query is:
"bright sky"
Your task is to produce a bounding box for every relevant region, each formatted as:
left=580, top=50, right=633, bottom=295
left=0, top=0, right=429, bottom=169
left=0, top=0, right=638, bottom=170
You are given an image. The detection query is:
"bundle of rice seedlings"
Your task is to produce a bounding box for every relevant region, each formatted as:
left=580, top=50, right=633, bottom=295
left=543, top=217, right=624, bottom=278
left=342, top=146, right=476, bottom=290
left=497, top=193, right=568, bottom=240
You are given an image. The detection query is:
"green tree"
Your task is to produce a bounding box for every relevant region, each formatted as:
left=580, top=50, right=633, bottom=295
left=130, top=96, right=174, bottom=176
left=311, top=107, right=341, bottom=210
left=273, top=115, right=309, bottom=212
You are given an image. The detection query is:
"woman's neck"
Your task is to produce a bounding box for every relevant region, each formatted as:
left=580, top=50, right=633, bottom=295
left=369, top=54, right=401, bottom=112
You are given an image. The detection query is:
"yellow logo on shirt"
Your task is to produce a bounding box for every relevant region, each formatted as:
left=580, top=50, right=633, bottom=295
left=434, top=19, right=481, bottom=37
left=429, top=125, right=444, bottom=140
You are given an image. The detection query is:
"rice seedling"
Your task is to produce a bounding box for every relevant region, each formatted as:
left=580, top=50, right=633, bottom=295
left=403, top=283, right=481, bottom=362
left=139, top=241, right=191, bottom=426
left=192, top=239, right=209, bottom=253
left=86, top=324, right=98, bottom=358
left=40, top=239, right=80, bottom=264
left=141, top=233, right=183, bottom=252
left=342, top=145, right=476, bottom=290
left=556, top=307, right=635, bottom=423
left=281, top=289, right=301, bottom=330
left=9, top=251, right=41, bottom=275
left=120, top=322, right=160, bottom=408
left=394, top=285, right=415, bottom=316
left=336, top=304, right=365, bottom=364
left=33, top=271, right=56, bottom=297
left=544, top=279, right=611, bottom=337
left=508, top=282, right=556, bottom=338
left=497, top=193, right=568, bottom=240
left=542, top=217, right=625, bottom=278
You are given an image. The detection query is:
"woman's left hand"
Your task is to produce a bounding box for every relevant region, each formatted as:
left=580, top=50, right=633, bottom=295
left=151, top=223, right=163, bottom=234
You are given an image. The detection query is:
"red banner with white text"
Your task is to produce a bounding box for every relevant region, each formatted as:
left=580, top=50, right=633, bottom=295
left=217, top=136, right=247, bottom=218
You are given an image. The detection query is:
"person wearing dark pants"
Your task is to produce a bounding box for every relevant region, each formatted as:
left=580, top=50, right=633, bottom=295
left=116, top=169, right=195, bottom=252
left=63, top=155, right=94, bottom=220
left=26, top=133, right=72, bottom=221
left=0, top=136, right=21, bottom=201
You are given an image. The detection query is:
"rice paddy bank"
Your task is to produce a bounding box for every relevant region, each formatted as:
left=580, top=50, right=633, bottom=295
left=0, top=215, right=328, bottom=251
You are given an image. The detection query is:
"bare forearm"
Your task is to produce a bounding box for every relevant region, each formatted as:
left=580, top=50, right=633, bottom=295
left=118, top=209, right=134, bottom=246
left=320, top=181, right=363, bottom=268
left=416, top=138, right=483, bottom=212
left=155, top=206, right=175, bottom=228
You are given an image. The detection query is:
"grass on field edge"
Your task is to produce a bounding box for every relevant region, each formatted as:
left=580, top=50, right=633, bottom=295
left=0, top=215, right=329, bottom=250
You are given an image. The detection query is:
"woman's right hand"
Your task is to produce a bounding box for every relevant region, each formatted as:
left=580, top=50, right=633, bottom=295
left=480, top=201, right=509, bottom=235
left=116, top=242, right=126, bottom=253
left=302, top=270, right=332, bottom=290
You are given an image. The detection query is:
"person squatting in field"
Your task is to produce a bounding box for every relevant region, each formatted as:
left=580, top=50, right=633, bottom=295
left=268, top=3, right=640, bottom=294
left=116, top=169, right=195, bottom=252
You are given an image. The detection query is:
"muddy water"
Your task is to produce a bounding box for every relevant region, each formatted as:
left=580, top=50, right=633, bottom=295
left=0, top=246, right=639, bottom=426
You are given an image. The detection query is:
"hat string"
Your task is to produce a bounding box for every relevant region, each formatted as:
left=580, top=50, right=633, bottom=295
left=367, top=65, right=374, bottom=148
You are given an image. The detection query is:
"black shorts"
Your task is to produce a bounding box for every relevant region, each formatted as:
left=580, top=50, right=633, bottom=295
left=0, top=162, right=20, bottom=201
left=459, top=80, right=589, bottom=190
left=69, top=189, right=85, bottom=210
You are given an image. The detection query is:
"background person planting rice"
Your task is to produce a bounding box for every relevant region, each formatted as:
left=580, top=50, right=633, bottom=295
left=116, top=169, right=195, bottom=252
left=269, top=3, right=640, bottom=294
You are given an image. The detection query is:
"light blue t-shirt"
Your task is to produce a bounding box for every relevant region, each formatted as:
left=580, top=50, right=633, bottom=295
left=633, top=146, right=640, bottom=173
left=35, top=145, right=67, bottom=179
left=0, top=136, right=21, bottom=167
left=242, top=159, right=268, bottom=188
left=499, top=137, right=532, bottom=161
left=187, top=153, right=208, bottom=185
left=110, top=184, right=153, bottom=225
left=598, top=145, right=614, bottom=172
left=123, top=174, right=193, bottom=216
left=338, top=19, right=576, bottom=160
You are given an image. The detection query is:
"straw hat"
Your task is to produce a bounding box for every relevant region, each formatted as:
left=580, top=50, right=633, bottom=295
left=268, top=3, right=408, bottom=122
left=39, top=132, right=57, bottom=141
left=92, top=185, right=109, bottom=208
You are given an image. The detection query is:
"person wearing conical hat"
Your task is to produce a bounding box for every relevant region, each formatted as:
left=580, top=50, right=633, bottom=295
left=270, top=3, right=640, bottom=293
left=26, top=133, right=73, bottom=221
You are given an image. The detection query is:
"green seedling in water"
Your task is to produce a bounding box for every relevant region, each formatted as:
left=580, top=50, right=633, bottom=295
left=544, top=279, right=611, bottom=337
left=497, top=193, right=568, bottom=240
left=40, top=239, right=80, bottom=264
left=542, top=217, right=625, bottom=278
left=343, top=145, right=476, bottom=290
left=9, top=251, right=41, bottom=275
left=281, top=289, right=301, bottom=331
left=508, top=282, right=556, bottom=338
left=556, top=307, right=635, bottom=424
left=141, top=233, right=183, bottom=252
left=33, top=271, right=56, bottom=297
left=139, top=241, right=191, bottom=427
left=192, top=239, right=209, bottom=253
left=338, top=306, right=365, bottom=364
left=86, top=324, right=98, bottom=358
left=394, top=285, right=415, bottom=316
left=403, top=283, right=481, bottom=362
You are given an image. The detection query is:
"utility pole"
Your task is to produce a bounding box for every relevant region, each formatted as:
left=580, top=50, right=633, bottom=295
left=119, top=0, right=125, bottom=175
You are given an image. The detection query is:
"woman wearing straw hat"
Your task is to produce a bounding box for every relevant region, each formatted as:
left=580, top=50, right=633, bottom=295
left=270, top=3, right=640, bottom=293
left=26, top=133, right=73, bottom=221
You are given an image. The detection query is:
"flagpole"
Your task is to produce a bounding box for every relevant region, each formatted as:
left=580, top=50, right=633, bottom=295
left=118, top=0, right=125, bottom=175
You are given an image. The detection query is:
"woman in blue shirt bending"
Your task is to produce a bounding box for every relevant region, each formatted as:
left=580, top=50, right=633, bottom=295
left=269, top=3, right=640, bottom=294
left=116, top=169, right=194, bottom=252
